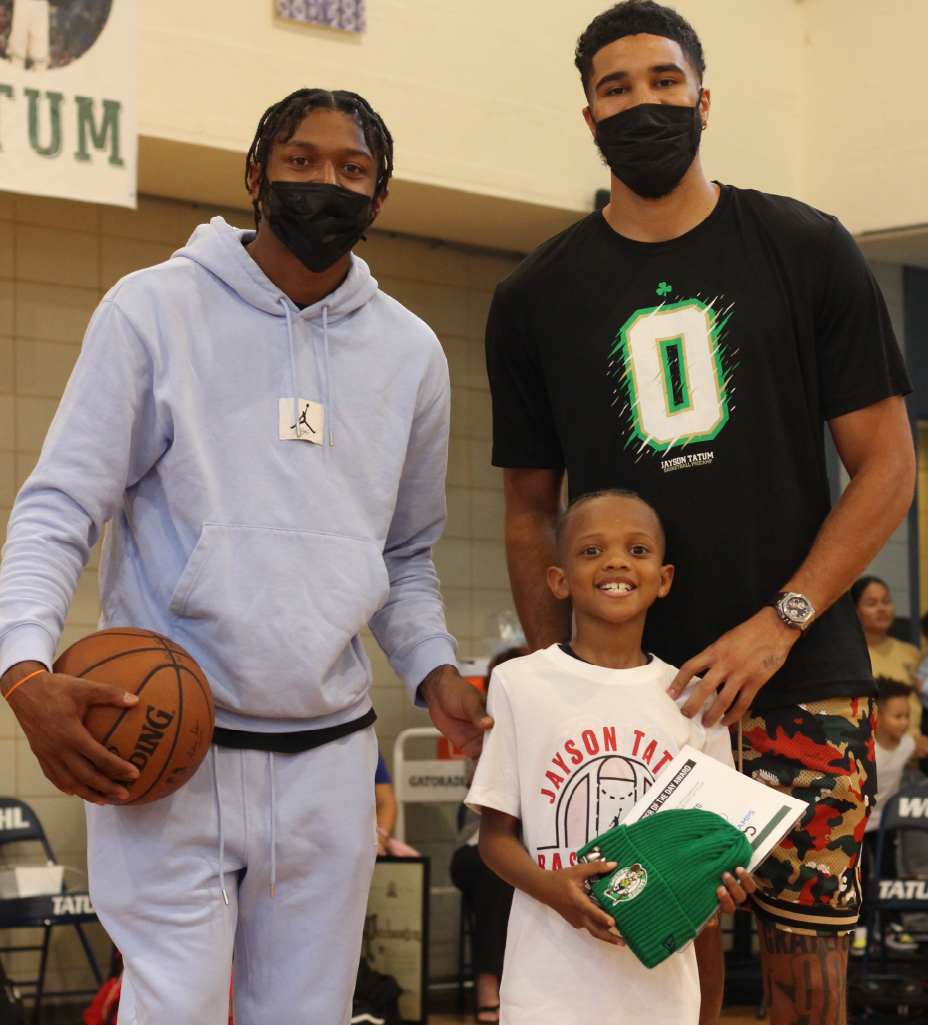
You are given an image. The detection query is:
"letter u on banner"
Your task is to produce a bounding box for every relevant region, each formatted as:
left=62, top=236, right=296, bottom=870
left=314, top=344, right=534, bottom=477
left=0, top=0, right=137, bottom=207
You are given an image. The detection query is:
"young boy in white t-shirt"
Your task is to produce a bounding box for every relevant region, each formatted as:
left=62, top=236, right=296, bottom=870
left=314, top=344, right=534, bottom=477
left=853, top=677, right=928, bottom=954
left=467, top=489, right=755, bottom=1025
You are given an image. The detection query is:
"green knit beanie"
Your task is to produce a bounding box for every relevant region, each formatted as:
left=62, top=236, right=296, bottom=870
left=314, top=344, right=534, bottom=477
left=577, top=808, right=752, bottom=969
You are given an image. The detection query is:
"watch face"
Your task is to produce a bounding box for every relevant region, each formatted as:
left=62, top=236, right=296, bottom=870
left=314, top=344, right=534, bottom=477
left=782, top=594, right=814, bottom=625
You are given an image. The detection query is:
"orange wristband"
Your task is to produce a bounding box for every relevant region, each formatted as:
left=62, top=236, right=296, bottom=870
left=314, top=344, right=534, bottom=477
left=3, top=667, right=46, bottom=701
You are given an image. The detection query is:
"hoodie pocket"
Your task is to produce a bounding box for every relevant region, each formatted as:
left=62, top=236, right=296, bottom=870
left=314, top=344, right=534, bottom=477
left=168, top=523, right=389, bottom=717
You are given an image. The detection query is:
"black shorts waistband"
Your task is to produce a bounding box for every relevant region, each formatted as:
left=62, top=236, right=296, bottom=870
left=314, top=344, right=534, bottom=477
left=212, top=707, right=377, bottom=753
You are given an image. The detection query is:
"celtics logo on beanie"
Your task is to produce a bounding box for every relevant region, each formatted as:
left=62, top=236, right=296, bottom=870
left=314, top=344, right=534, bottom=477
left=577, top=808, right=752, bottom=969
left=603, top=862, right=648, bottom=904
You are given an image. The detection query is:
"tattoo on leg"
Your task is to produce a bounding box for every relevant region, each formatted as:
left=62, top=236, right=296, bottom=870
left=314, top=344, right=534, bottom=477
left=758, top=919, right=849, bottom=1025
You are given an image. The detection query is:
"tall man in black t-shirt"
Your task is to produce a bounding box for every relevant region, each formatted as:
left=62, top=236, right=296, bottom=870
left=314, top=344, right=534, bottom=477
left=486, top=3, right=915, bottom=1023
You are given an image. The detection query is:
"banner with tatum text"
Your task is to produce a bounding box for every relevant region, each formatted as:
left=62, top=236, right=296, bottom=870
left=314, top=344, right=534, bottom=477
left=0, top=0, right=136, bottom=208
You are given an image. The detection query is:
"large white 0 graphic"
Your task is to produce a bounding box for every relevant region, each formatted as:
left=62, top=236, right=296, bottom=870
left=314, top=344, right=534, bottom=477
left=622, top=300, right=726, bottom=450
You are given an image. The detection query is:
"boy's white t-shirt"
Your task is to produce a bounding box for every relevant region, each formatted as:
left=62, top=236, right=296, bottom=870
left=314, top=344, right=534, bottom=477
left=466, top=644, right=734, bottom=1025
left=866, top=733, right=916, bottom=833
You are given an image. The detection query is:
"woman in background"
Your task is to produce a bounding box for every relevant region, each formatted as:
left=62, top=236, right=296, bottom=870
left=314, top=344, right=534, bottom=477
left=852, top=575, right=923, bottom=740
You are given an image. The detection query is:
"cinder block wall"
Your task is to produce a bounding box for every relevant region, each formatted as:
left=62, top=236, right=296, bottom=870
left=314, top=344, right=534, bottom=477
left=0, top=191, right=518, bottom=993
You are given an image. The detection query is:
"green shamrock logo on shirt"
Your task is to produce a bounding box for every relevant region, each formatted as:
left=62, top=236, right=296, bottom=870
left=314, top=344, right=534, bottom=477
left=656, top=282, right=672, bottom=296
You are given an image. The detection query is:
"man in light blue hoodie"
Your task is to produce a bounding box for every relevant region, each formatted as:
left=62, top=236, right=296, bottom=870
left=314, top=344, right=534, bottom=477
left=0, top=88, right=491, bottom=1024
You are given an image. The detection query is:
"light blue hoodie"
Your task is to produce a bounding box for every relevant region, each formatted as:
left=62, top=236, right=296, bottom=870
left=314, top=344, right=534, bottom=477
left=0, top=217, right=457, bottom=730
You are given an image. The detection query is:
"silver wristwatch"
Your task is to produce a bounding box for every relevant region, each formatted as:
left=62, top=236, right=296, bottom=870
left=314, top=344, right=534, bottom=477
left=767, top=591, right=816, bottom=631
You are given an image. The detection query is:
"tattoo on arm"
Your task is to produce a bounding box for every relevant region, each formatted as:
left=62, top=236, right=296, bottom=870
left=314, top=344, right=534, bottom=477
left=758, top=919, right=849, bottom=1025
left=763, top=654, right=786, bottom=670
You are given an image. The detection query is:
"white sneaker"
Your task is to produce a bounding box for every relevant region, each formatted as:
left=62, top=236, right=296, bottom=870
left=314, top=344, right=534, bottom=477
left=884, top=922, right=919, bottom=952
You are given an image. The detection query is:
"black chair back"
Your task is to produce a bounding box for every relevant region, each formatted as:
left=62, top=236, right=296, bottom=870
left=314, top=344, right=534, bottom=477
left=0, top=797, right=103, bottom=1020
left=0, top=799, right=55, bottom=863
left=862, top=784, right=928, bottom=977
left=880, top=787, right=928, bottom=832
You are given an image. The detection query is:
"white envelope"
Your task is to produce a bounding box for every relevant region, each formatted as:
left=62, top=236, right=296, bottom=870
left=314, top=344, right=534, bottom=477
left=622, top=744, right=809, bottom=872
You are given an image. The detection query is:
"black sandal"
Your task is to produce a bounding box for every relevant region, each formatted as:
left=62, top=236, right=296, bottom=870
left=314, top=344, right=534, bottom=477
left=476, top=1005, right=500, bottom=1024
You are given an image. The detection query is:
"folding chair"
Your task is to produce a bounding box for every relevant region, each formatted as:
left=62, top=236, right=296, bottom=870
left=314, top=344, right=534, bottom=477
left=392, top=727, right=471, bottom=844
left=452, top=802, right=476, bottom=1012
left=392, top=728, right=470, bottom=1009
left=456, top=887, right=474, bottom=1012
left=861, top=784, right=928, bottom=979
left=0, top=797, right=104, bottom=1024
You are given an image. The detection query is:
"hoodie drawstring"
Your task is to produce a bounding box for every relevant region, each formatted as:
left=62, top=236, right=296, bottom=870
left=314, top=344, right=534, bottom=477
left=268, top=750, right=277, bottom=900
left=280, top=298, right=301, bottom=441
left=280, top=298, right=333, bottom=450
left=321, top=304, right=333, bottom=447
left=213, top=746, right=229, bottom=906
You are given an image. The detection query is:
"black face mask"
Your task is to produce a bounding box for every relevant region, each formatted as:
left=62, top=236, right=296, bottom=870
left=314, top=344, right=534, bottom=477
left=267, top=181, right=373, bottom=273
left=594, top=95, right=702, bottom=200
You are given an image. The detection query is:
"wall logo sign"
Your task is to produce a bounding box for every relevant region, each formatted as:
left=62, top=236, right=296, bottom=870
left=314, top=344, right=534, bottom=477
left=276, top=0, right=365, bottom=34
left=0, top=0, right=136, bottom=208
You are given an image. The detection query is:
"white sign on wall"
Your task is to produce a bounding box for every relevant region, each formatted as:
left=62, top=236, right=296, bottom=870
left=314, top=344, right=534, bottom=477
left=0, top=0, right=136, bottom=208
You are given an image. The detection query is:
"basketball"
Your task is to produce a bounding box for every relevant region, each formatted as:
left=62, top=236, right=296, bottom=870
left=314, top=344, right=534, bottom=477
left=53, top=628, right=214, bottom=805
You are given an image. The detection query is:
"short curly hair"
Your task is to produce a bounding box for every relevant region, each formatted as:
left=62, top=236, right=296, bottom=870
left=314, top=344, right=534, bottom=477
left=575, top=1, right=706, bottom=97
left=555, top=488, right=666, bottom=558
left=875, top=676, right=913, bottom=706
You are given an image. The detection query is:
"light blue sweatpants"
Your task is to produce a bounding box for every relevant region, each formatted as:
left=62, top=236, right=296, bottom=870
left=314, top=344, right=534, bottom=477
left=86, top=727, right=378, bottom=1025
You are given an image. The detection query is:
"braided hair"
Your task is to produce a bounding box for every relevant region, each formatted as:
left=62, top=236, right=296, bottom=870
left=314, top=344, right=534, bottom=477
left=245, top=88, right=394, bottom=227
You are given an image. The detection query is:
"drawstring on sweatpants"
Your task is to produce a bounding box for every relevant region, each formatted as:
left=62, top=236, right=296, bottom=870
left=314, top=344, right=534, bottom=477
left=212, top=745, right=278, bottom=905
left=213, top=746, right=229, bottom=905
left=268, top=750, right=277, bottom=900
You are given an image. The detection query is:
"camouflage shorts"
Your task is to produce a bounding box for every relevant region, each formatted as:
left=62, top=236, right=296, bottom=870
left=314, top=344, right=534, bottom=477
left=738, top=695, right=876, bottom=936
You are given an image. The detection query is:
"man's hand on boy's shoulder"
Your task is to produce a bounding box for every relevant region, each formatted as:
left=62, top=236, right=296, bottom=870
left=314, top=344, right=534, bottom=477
left=418, top=664, right=494, bottom=759
left=667, top=607, right=801, bottom=728
left=538, top=862, right=627, bottom=946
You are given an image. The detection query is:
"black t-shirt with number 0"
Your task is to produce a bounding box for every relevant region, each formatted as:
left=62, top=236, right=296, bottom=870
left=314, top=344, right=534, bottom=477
left=486, top=184, right=910, bottom=710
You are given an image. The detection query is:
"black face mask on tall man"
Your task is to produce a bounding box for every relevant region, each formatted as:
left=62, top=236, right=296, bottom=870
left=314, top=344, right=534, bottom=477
left=267, top=181, right=373, bottom=273
left=593, top=93, right=703, bottom=200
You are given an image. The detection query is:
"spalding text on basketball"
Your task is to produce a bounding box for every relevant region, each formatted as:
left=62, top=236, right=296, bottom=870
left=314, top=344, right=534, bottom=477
left=127, top=706, right=176, bottom=774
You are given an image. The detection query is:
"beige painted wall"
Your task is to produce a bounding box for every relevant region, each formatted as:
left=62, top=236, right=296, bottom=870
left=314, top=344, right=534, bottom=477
left=2, top=0, right=924, bottom=249
left=137, top=0, right=928, bottom=241
left=0, top=189, right=516, bottom=990
left=138, top=0, right=806, bottom=238
left=801, top=0, right=928, bottom=234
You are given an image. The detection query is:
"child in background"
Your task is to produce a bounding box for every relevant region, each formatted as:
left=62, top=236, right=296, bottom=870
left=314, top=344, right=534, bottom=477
left=853, top=678, right=928, bottom=955
left=467, top=490, right=753, bottom=1025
